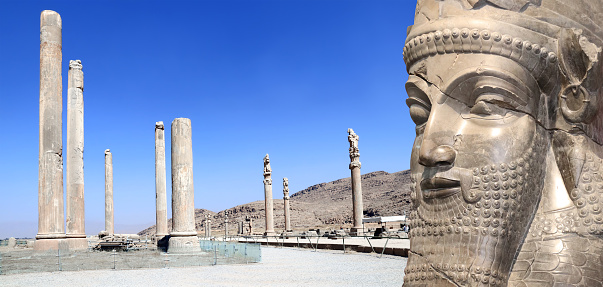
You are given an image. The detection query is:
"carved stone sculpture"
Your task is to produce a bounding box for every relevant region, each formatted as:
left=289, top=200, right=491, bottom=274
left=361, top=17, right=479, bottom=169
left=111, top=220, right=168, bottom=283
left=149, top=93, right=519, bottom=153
left=348, top=128, right=363, bottom=235
left=403, top=1, right=603, bottom=286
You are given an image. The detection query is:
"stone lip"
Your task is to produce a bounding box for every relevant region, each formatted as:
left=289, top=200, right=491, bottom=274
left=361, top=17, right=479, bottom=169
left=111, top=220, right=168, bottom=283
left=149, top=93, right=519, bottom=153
left=65, top=233, right=86, bottom=238
left=170, top=231, right=198, bottom=237
left=36, top=233, right=67, bottom=239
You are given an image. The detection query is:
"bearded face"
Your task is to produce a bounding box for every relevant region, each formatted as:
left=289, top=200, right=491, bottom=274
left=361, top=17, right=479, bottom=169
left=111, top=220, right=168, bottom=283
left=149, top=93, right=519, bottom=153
left=404, top=53, right=549, bottom=286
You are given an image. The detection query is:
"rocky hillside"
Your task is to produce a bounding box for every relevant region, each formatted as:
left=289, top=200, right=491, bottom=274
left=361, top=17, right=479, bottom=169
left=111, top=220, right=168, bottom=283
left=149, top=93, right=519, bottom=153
left=138, top=170, right=412, bottom=236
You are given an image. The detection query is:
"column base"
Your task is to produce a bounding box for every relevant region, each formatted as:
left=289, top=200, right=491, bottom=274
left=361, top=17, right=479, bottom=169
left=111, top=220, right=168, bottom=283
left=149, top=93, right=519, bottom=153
left=34, top=238, right=66, bottom=251
left=168, top=236, right=200, bottom=253
left=349, top=227, right=364, bottom=236
left=65, top=237, right=88, bottom=250
left=263, top=231, right=276, bottom=237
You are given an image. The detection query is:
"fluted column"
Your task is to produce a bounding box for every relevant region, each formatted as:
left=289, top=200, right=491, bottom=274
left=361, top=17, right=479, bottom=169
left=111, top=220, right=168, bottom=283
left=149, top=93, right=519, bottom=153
left=65, top=60, right=86, bottom=249
left=348, top=129, right=363, bottom=236
left=283, top=178, right=292, bottom=232
left=105, top=149, right=114, bottom=235
left=263, top=154, right=275, bottom=236
left=155, top=121, right=168, bottom=240
left=36, top=10, right=65, bottom=250
left=168, top=118, right=199, bottom=252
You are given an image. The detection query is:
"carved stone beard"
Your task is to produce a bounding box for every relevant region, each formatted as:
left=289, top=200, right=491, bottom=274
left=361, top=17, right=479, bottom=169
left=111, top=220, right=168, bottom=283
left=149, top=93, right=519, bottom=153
left=509, top=147, right=603, bottom=286
left=404, top=131, right=548, bottom=286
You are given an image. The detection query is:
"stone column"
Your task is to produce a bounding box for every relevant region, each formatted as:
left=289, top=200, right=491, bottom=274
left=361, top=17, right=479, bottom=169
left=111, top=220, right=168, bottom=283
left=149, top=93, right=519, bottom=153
left=348, top=128, right=363, bottom=236
left=203, top=215, right=208, bottom=237
left=283, top=178, right=292, bottom=232
left=247, top=216, right=253, bottom=235
left=224, top=212, right=229, bottom=240
left=36, top=10, right=65, bottom=251
left=206, top=217, right=212, bottom=238
left=65, top=60, right=86, bottom=249
left=169, top=118, right=198, bottom=252
left=263, top=154, right=275, bottom=236
left=155, top=121, right=168, bottom=240
left=105, top=149, right=114, bottom=235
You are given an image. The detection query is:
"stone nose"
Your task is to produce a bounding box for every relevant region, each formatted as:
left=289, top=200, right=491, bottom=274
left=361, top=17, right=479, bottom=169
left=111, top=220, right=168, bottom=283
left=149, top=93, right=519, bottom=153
left=419, top=145, right=457, bottom=167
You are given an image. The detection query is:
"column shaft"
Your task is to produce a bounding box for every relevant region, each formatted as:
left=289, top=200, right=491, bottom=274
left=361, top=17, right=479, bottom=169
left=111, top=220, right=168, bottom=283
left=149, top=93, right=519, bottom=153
left=263, top=180, right=274, bottom=234
left=105, top=149, right=114, bottom=234
left=169, top=118, right=198, bottom=252
left=37, top=10, right=65, bottom=245
left=351, top=167, right=363, bottom=229
left=66, top=60, right=86, bottom=245
left=284, top=198, right=291, bottom=232
left=155, top=122, right=168, bottom=238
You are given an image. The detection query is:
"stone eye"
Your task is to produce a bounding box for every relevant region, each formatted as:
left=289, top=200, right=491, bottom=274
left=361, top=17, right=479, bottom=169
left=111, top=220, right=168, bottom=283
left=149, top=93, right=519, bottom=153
left=469, top=93, right=512, bottom=117
left=470, top=101, right=496, bottom=115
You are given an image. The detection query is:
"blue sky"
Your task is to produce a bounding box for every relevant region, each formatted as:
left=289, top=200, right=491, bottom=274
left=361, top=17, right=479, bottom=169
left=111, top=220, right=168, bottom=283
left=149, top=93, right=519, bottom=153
left=0, top=0, right=416, bottom=238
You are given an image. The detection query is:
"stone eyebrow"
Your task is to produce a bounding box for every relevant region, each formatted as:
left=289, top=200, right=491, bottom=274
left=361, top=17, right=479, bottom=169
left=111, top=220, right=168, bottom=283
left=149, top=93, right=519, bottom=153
left=405, top=75, right=432, bottom=108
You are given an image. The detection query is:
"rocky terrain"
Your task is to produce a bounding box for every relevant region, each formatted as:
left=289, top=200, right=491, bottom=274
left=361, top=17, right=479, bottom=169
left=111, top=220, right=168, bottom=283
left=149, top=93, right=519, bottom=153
left=138, top=170, right=412, bottom=236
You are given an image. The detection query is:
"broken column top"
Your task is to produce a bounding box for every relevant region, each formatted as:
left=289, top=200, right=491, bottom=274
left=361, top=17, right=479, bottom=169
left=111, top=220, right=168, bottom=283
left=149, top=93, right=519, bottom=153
left=69, top=60, right=82, bottom=70
left=156, top=121, right=164, bottom=129
left=105, top=149, right=111, bottom=155
left=40, top=10, right=61, bottom=28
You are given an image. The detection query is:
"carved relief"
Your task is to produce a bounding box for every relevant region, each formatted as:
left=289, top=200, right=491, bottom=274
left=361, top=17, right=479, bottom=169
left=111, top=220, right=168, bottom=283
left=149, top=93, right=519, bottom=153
left=348, top=128, right=361, bottom=169
left=263, top=154, right=271, bottom=176
left=283, top=177, right=289, bottom=197
left=404, top=0, right=603, bottom=286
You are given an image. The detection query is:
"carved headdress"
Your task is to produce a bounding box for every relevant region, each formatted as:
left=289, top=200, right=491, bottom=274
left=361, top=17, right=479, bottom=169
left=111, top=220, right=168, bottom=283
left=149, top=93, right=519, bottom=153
left=404, top=0, right=603, bottom=143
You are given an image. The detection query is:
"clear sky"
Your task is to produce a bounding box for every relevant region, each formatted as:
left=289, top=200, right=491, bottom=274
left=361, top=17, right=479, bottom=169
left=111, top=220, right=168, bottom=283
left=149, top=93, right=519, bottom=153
left=0, top=0, right=416, bottom=238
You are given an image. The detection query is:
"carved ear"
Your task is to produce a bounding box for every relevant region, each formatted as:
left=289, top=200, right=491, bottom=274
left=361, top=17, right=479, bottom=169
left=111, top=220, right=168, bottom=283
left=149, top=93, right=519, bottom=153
left=558, top=29, right=602, bottom=123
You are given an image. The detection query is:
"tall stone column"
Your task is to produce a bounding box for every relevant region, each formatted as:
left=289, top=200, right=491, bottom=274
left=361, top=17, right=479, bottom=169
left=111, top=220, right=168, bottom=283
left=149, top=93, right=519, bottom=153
left=169, top=118, right=199, bottom=252
left=224, top=212, right=229, bottom=239
left=206, top=215, right=212, bottom=238
left=283, top=178, right=292, bottom=232
left=348, top=129, right=363, bottom=236
left=105, top=149, right=114, bottom=235
left=155, top=121, right=168, bottom=240
left=263, top=154, right=275, bottom=236
left=65, top=60, right=86, bottom=249
left=36, top=10, right=65, bottom=250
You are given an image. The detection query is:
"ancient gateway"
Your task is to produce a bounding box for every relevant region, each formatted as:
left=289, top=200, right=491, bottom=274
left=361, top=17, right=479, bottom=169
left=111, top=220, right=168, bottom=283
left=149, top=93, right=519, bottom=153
left=404, top=0, right=603, bottom=286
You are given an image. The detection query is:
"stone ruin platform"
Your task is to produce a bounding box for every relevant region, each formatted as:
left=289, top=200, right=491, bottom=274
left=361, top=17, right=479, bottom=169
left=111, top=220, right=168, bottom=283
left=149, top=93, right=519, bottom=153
left=238, top=236, right=409, bottom=257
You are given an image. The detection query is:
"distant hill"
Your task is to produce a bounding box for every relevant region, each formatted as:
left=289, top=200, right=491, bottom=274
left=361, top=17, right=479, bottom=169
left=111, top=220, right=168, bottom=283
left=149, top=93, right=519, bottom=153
left=138, top=170, right=412, bottom=236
